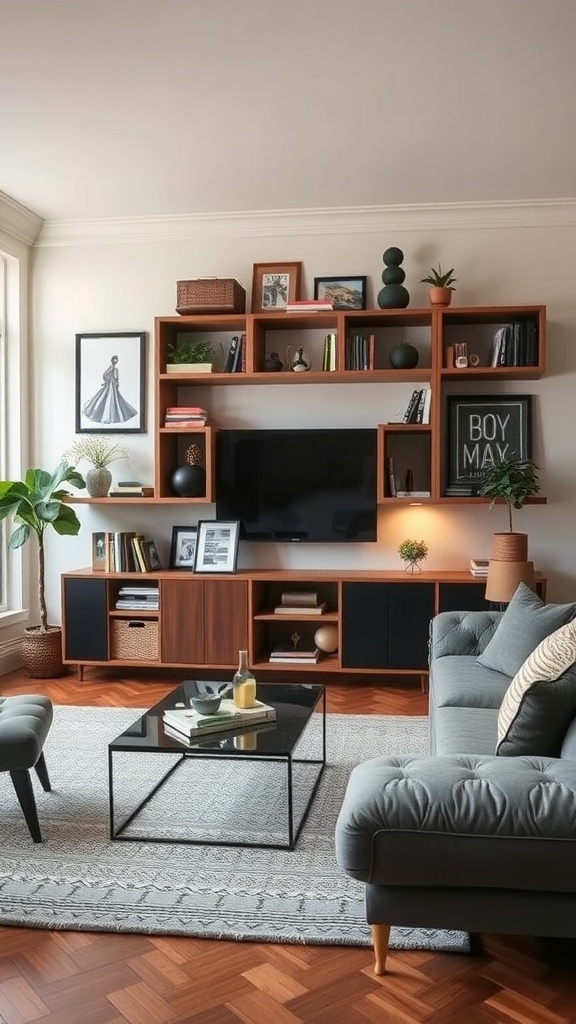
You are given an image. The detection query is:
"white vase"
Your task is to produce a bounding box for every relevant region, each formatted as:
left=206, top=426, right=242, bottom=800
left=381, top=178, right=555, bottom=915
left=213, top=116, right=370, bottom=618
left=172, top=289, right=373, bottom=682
left=86, top=467, right=112, bottom=498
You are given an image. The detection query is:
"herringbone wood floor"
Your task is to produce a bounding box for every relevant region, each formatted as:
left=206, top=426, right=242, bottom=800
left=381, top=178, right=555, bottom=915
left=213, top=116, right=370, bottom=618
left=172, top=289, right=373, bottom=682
left=1, top=667, right=576, bottom=1024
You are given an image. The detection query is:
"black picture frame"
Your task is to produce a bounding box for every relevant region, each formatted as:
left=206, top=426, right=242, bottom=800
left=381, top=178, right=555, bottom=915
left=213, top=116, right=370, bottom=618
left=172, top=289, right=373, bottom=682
left=75, top=332, right=146, bottom=433
left=194, top=520, right=240, bottom=574
left=169, top=526, right=198, bottom=570
left=446, top=394, right=533, bottom=496
left=313, top=276, right=367, bottom=310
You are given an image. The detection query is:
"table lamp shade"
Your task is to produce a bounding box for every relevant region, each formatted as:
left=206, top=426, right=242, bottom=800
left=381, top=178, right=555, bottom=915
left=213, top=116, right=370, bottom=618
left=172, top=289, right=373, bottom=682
left=484, top=559, right=536, bottom=604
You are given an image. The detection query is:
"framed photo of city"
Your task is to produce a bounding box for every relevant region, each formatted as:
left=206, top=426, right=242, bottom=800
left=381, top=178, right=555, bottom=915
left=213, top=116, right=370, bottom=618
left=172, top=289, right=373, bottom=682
left=251, top=262, right=302, bottom=313
left=75, top=332, right=146, bottom=434
left=446, top=395, right=533, bottom=496
left=169, top=526, right=198, bottom=571
left=194, top=520, right=240, bottom=574
left=314, top=275, right=367, bottom=310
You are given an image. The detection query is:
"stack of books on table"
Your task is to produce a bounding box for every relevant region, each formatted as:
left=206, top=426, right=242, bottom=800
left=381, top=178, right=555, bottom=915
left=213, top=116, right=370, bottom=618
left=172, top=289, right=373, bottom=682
left=115, top=585, right=159, bottom=611
left=269, top=644, right=321, bottom=665
left=470, top=558, right=490, bottom=577
left=285, top=299, right=334, bottom=313
left=273, top=591, right=327, bottom=615
left=107, top=480, right=154, bottom=498
left=163, top=698, right=276, bottom=738
left=163, top=406, right=208, bottom=427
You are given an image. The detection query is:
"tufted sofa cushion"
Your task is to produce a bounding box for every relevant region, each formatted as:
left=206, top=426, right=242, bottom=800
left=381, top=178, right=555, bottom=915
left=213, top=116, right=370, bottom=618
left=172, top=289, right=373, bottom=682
left=477, top=583, right=576, bottom=678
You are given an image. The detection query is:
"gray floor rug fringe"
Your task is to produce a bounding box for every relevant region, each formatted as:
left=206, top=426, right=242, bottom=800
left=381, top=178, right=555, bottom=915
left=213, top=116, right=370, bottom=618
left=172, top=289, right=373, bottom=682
left=0, top=705, right=469, bottom=954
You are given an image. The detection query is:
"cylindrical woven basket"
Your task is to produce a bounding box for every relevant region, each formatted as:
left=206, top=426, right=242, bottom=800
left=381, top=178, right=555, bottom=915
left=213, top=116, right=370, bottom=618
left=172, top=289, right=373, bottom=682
left=491, top=532, right=528, bottom=561
left=111, top=619, right=159, bottom=661
left=176, top=278, right=246, bottom=315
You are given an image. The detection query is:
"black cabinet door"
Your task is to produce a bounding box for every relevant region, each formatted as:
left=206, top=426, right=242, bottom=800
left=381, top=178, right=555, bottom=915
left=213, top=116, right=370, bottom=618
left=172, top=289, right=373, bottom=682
left=438, top=582, right=488, bottom=613
left=63, top=577, right=108, bottom=661
left=342, top=582, right=434, bottom=670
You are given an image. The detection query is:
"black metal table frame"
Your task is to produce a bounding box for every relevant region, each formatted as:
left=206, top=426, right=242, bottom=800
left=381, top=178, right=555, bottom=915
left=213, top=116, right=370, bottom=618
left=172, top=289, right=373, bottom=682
left=108, top=688, right=326, bottom=850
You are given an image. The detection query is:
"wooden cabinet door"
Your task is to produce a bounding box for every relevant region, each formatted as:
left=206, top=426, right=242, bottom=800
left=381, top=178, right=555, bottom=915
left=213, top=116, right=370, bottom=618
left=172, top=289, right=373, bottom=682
left=62, top=577, right=108, bottom=662
left=341, top=581, right=434, bottom=670
left=160, top=579, right=205, bottom=665
left=204, top=579, right=249, bottom=666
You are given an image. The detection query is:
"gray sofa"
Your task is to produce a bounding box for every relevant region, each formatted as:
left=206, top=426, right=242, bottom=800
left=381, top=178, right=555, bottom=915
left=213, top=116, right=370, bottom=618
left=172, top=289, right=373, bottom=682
left=335, top=603, right=576, bottom=974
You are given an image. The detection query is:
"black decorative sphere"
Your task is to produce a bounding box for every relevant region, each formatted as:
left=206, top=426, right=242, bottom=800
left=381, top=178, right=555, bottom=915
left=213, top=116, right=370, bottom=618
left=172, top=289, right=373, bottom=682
left=382, top=246, right=404, bottom=265
left=382, top=265, right=406, bottom=285
left=389, top=342, right=419, bottom=369
left=378, top=284, right=410, bottom=309
left=171, top=463, right=206, bottom=497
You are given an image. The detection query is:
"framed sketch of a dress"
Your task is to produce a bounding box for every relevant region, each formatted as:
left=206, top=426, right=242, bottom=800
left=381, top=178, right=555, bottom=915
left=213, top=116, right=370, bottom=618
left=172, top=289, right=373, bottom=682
left=75, top=332, right=147, bottom=434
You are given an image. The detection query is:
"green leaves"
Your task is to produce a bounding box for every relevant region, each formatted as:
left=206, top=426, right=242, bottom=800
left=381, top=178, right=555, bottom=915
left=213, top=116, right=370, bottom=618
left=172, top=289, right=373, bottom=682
left=0, top=461, right=85, bottom=545
left=477, top=455, right=540, bottom=532
left=420, top=263, right=457, bottom=289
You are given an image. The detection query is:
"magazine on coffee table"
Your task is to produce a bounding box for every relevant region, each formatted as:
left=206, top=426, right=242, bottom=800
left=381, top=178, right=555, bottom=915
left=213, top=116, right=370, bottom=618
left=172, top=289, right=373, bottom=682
left=163, top=698, right=276, bottom=738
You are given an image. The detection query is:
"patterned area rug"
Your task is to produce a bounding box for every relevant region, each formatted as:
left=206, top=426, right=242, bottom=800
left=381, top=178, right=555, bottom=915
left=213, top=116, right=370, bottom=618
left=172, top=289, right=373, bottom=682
left=0, top=705, right=469, bottom=953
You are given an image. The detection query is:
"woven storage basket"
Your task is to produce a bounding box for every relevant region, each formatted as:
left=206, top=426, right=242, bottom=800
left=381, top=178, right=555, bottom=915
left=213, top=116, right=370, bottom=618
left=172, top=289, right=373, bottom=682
left=111, top=619, right=159, bottom=661
left=176, top=278, right=246, bottom=315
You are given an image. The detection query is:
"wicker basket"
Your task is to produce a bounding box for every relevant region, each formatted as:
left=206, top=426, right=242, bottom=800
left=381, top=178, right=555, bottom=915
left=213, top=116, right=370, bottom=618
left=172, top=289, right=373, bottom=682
left=176, top=278, right=246, bottom=315
left=111, top=619, right=159, bottom=661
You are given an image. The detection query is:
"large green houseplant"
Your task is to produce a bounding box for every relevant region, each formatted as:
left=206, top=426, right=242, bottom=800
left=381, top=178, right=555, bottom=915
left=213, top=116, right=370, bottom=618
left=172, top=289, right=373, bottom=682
left=0, top=462, right=86, bottom=676
left=477, top=454, right=540, bottom=561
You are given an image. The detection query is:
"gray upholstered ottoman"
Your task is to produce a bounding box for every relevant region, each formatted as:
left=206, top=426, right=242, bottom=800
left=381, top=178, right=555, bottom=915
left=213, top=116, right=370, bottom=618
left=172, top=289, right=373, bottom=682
left=0, top=695, right=53, bottom=842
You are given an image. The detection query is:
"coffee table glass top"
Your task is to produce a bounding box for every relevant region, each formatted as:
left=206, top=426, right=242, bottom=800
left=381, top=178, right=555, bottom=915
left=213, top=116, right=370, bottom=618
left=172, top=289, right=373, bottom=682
left=109, top=680, right=324, bottom=757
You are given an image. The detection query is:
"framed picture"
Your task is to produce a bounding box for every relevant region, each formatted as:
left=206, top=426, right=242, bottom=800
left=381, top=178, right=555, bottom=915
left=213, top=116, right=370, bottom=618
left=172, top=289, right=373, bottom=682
left=446, top=394, right=533, bottom=496
left=75, top=332, right=146, bottom=434
left=251, top=262, right=302, bottom=313
left=169, top=526, right=198, bottom=570
left=194, top=520, right=240, bottom=574
left=313, top=276, right=367, bottom=310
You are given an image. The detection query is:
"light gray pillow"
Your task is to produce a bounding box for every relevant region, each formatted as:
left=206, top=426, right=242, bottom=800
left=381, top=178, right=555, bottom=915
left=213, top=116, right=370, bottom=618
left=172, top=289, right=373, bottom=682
left=477, top=583, right=576, bottom=678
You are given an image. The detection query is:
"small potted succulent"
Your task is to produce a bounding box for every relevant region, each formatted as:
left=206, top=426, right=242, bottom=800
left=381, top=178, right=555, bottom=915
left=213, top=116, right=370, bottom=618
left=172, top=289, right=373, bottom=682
left=398, top=538, right=429, bottom=573
left=65, top=438, right=127, bottom=497
left=167, top=337, right=214, bottom=373
left=420, top=264, right=457, bottom=307
left=477, top=454, right=540, bottom=561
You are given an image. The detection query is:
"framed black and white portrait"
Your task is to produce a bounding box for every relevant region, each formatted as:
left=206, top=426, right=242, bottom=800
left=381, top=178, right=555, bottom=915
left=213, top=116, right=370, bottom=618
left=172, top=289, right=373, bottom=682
left=169, top=526, right=198, bottom=570
left=75, top=331, right=146, bottom=434
left=194, top=520, right=240, bottom=574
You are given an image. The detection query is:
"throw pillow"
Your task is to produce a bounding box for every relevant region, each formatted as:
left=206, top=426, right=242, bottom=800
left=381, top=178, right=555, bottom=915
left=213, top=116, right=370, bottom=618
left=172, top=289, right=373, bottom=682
left=477, top=583, right=576, bottom=678
left=496, top=619, right=576, bottom=756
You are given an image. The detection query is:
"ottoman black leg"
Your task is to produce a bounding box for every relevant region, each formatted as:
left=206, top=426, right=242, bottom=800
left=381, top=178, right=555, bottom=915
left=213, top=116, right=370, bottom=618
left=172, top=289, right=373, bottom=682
left=9, top=768, right=42, bottom=843
left=34, top=752, right=51, bottom=792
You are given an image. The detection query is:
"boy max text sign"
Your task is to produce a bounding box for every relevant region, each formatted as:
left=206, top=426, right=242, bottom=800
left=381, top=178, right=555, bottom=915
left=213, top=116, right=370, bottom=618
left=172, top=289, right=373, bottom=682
left=447, top=395, right=532, bottom=495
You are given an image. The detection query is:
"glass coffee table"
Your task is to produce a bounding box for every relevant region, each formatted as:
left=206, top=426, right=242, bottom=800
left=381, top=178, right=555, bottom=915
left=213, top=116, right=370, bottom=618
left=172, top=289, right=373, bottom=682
left=108, top=681, right=325, bottom=850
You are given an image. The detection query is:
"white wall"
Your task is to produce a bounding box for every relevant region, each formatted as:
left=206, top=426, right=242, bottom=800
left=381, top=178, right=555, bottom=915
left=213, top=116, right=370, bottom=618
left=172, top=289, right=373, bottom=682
left=30, top=202, right=576, bottom=623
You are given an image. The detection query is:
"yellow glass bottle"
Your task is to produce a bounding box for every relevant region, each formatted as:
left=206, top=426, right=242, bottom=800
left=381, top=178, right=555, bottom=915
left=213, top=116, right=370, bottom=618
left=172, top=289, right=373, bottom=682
left=233, top=649, right=257, bottom=709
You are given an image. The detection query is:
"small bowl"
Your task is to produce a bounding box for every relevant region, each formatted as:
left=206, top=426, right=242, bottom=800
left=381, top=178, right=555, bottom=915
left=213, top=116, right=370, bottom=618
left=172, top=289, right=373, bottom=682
left=191, top=694, right=222, bottom=715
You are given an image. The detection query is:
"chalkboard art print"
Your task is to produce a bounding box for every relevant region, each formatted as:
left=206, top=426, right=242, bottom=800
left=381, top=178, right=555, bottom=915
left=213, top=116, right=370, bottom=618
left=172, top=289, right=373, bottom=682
left=446, top=395, right=532, bottom=496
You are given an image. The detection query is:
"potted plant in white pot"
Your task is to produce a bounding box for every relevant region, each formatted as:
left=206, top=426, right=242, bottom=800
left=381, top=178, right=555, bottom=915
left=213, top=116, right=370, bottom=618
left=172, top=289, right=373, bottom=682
left=166, top=337, right=214, bottom=373
left=65, top=437, right=127, bottom=497
left=477, top=454, right=540, bottom=561
left=420, top=263, right=457, bottom=307
left=0, top=462, right=85, bottom=677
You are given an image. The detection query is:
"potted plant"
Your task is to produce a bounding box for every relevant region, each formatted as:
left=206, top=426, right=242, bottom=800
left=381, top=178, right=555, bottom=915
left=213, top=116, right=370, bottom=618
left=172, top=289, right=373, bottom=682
left=477, top=454, right=540, bottom=561
left=166, top=337, right=214, bottom=374
left=65, top=437, right=127, bottom=497
left=420, top=263, right=457, bottom=307
left=398, top=538, right=429, bottom=573
left=0, top=462, right=86, bottom=677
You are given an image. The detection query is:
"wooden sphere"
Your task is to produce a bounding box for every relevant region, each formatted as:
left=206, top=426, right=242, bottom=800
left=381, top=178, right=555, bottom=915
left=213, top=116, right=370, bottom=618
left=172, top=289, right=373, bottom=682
left=314, top=624, right=338, bottom=653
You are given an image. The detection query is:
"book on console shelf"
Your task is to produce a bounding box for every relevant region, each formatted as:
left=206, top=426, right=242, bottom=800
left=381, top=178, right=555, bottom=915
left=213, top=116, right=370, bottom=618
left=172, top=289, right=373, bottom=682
left=163, top=698, right=276, bottom=738
left=470, top=557, right=489, bottom=577
left=285, top=299, right=333, bottom=312
left=269, top=645, right=321, bottom=664
left=274, top=602, right=327, bottom=615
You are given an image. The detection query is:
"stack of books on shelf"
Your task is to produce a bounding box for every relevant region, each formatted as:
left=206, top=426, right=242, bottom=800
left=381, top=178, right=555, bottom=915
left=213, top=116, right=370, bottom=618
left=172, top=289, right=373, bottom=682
left=269, top=644, right=321, bottom=665
left=285, top=299, right=333, bottom=313
left=115, top=585, right=159, bottom=610
left=346, top=333, right=374, bottom=370
left=470, top=558, right=490, bottom=577
left=108, top=480, right=154, bottom=498
left=402, top=388, right=431, bottom=424
left=321, top=332, right=337, bottom=371
left=163, top=699, right=276, bottom=739
left=489, top=323, right=538, bottom=367
left=164, top=406, right=208, bottom=427
left=222, top=333, right=246, bottom=373
left=92, top=531, right=162, bottom=573
left=273, top=591, right=327, bottom=615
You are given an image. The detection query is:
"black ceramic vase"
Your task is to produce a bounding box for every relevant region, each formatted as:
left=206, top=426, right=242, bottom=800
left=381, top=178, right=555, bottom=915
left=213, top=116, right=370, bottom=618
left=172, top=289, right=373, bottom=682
left=389, top=342, right=419, bottom=369
left=377, top=246, right=410, bottom=309
left=171, top=463, right=206, bottom=498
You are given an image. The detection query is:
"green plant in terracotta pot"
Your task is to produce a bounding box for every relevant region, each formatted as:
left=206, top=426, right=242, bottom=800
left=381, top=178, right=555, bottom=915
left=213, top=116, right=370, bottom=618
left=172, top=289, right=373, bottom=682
left=65, top=438, right=127, bottom=497
left=477, top=454, right=540, bottom=561
left=398, top=538, right=429, bottom=573
left=420, top=263, right=457, bottom=307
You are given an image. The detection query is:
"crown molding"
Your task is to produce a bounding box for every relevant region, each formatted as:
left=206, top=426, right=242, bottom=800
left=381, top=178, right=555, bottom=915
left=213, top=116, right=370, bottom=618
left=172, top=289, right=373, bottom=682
left=0, top=191, right=43, bottom=246
left=35, top=198, right=576, bottom=248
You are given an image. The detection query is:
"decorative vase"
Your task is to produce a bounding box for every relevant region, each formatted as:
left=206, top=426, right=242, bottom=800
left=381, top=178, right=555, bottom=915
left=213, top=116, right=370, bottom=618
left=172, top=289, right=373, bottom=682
left=403, top=561, right=423, bottom=574
left=377, top=247, right=410, bottom=309
left=86, top=467, right=112, bottom=498
left=171, top=463, right=205, bottom=497
left=264, top=352, right=284, bottom=372
left=389, top=342, right=419, bottom=369
left=428, top=287, right=452, bottom=307
left=314, top=624, right=338, bottom=654
left=21, top=625, right=66, bottom=678
left=233, top=649, right=257, bottom=708
left=491, top=532, right=528, bottom=562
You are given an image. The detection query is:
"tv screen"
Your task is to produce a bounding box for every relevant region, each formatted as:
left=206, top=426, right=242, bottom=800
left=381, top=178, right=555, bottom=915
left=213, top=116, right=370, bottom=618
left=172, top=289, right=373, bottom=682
left=215, top=428, right=377, bottom=542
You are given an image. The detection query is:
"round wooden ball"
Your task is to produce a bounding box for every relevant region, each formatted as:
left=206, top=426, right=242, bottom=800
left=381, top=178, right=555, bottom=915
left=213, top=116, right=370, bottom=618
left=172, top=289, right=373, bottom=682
left=314, top=624, right=338, bottom=654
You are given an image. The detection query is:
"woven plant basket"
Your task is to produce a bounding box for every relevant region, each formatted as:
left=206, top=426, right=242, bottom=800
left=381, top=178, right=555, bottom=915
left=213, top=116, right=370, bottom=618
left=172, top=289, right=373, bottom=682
left=21, top=626, right=65, bottom=678
left=491, top=532, right=528, bottom=562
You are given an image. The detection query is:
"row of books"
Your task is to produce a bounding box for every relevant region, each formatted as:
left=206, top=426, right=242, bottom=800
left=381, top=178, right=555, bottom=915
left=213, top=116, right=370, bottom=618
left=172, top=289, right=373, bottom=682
left=164, top=406, right=208, bottom=428
left=402, top=388, right=431, bottom=424
left=222, top=333, right=246, bottom=373
left=489, top=323, right=538, bottom=367
left=115, top=585, right=159, bottom=610
left=346, top=333, right=375, bottom=371
left=92, top=531, right=161, bottom=573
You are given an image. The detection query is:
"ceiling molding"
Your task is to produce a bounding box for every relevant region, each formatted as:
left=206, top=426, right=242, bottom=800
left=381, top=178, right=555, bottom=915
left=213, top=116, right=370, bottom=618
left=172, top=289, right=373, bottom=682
left=35, top=198, right=576, bottom=248
left=0, top=191, right=43, bottom=246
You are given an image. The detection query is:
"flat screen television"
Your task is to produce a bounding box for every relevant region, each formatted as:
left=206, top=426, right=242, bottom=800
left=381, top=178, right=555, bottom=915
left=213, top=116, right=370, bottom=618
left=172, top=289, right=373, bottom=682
left=215, top=428, right=377, bottom=542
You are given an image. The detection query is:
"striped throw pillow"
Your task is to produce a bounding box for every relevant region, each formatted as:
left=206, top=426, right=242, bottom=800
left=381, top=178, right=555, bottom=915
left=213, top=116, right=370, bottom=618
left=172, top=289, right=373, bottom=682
left=497, top=619, right=576, bottom=753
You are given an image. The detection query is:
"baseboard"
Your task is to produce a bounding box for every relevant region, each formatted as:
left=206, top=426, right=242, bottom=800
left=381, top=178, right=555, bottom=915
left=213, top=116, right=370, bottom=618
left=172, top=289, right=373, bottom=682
left=0, top=637, right=23, bottom=676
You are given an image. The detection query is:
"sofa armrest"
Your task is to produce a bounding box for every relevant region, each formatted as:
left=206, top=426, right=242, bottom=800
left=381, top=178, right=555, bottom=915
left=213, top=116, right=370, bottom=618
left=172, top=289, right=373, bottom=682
left=335, top=754, right=576, bottom=882
left=429, top=610, right=502, bottom=661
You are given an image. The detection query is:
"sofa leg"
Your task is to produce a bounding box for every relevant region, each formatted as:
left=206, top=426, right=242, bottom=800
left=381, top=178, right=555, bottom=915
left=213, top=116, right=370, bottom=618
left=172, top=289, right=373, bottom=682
left=370, top=923, right=391, bottom=975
